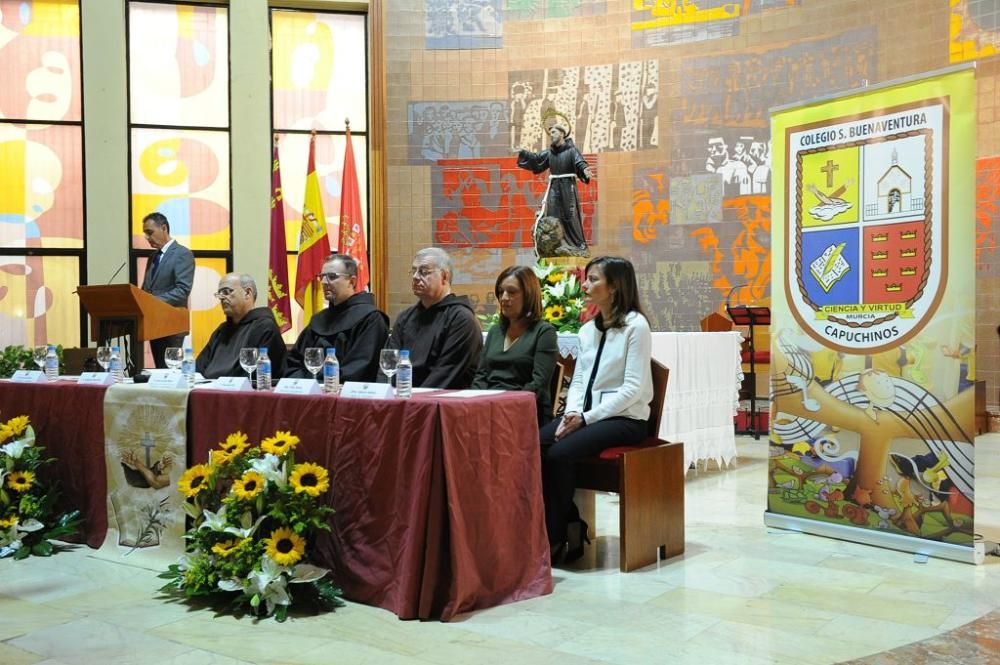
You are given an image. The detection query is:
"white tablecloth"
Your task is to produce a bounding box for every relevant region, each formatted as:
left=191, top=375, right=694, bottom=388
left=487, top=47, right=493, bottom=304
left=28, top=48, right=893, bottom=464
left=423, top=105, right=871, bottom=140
left=649, top=331, right=743, bottom=471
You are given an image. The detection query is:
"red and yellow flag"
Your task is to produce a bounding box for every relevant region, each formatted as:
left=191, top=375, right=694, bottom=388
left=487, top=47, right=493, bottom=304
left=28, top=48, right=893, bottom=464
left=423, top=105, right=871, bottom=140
left=268, top=137, right=292, bottom=333
left=338, top=125, right=369, bottom=292
left=294, top=133, right=330, bottom=325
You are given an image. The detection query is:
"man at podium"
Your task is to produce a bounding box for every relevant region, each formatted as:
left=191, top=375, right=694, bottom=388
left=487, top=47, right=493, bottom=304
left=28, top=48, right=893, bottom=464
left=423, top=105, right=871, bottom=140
left=140, top=212, right=194, bottom=367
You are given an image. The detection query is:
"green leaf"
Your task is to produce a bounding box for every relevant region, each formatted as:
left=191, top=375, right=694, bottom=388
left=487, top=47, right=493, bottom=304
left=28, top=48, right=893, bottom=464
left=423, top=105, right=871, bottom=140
left=12, top=544, right=31, bottom=560
left=275, top=604, right=288, bottom=622
left=31, top=540, right=54, bottom=556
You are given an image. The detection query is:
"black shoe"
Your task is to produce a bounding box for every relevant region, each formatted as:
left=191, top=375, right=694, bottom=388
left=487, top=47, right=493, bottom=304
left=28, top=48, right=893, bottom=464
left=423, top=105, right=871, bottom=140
left=549, top=541, right=568, bottom=565
left=564, top=518, right=591, bottom=563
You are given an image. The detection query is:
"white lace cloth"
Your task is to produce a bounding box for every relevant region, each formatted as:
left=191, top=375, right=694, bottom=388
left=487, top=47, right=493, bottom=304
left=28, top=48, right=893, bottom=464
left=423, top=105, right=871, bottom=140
left=650, top=331, right=743, bottom=472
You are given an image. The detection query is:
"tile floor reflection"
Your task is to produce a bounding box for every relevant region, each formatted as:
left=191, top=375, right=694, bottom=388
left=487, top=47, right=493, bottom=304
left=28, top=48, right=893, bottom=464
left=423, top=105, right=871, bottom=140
left=2, top=434, right=999, bottom=664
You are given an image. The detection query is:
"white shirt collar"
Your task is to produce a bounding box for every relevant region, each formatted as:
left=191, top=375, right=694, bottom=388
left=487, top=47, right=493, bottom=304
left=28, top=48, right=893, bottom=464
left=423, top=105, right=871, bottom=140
left=159, top=239, right=175, bottom=254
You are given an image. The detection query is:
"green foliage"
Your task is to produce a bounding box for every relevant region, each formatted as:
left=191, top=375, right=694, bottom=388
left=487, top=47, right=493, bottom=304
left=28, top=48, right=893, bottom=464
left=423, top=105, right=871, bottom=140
left=0, top=345, right=65, bottom=378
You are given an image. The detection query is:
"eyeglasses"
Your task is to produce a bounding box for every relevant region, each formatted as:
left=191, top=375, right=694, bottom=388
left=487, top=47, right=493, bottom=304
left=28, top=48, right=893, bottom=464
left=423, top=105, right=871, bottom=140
left=318, top=272, right=350, bottom=283
left=214, top=287, right=236, bottom=299
left=410, top=267, right=440, bottom=279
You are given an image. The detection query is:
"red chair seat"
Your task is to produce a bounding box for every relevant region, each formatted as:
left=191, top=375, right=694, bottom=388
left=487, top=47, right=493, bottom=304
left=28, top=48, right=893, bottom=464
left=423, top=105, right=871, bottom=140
left=598, top=437, right=660, bottom=460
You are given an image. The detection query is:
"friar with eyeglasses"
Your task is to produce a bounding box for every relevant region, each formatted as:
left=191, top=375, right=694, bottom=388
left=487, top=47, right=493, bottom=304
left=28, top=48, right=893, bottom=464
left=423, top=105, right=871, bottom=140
left=385, top=247, right=482, bottom=389
left=196, top=273, right=286, bottom=379
left=284, top=253, right=389, bottom=383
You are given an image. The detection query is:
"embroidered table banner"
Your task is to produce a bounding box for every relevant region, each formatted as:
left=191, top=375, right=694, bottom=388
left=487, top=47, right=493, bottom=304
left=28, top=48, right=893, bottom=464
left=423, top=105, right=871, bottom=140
left=96, top=383, right=189, bottom=568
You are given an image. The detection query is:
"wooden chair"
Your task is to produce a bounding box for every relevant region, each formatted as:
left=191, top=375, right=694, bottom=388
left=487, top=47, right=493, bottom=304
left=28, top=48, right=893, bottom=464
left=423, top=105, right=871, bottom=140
left=549, top=360, right=566, bottom=419
left=573, top=359, right=684, bottom=572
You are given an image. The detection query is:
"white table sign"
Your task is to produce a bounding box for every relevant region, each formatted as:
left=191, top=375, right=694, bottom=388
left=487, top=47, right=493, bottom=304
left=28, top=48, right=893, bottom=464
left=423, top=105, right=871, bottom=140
left=78, top=372, right=116, bottom=386
left=210, top=376, right=254, bottom=392
left=274, top=378, right=323, bottom=395
left=10, top=370, right=47, bottom=383
left=147, top=370, right=188, bottom=389
left=340, top=381, right=394, bottom=400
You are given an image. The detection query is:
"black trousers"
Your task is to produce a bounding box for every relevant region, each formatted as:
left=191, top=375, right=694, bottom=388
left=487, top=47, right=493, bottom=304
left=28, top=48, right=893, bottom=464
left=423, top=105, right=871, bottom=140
left=150, top=333, right=186, bottom=369
left=539, top=416, right=647, bottom=544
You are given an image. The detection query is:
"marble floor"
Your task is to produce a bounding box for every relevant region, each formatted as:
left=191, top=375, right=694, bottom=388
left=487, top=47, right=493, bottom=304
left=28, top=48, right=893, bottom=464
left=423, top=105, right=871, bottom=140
left=2, top=434, right=1000, bottom=665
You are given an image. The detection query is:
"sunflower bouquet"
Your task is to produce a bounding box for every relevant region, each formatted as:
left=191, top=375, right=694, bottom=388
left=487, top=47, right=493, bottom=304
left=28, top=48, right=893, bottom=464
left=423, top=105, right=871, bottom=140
left=158, top=430, right=344, bottom=622
left=533, top=261, right=587, bottom=333
left=0, top=414, right=82, bottom=559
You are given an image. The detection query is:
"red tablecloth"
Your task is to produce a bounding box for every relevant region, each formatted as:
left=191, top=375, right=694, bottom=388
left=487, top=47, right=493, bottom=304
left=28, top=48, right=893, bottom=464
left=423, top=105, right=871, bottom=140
left=0, top=381, right=109, bottom=547
left=188, top=389, right=552, bottom=621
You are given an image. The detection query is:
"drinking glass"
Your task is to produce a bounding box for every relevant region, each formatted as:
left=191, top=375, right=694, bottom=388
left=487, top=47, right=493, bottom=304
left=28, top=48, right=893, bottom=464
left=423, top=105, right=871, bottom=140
left=304, top=347, right=324, bottom=380
left=33, top=345, right=47, bottom=370
left=379, top=349, right=399, bottom=393
left=96, top=346, right=113, bottom=371
left=239, top=347, right=259, bottom=383
left=164, top=347, right=183, bottom=371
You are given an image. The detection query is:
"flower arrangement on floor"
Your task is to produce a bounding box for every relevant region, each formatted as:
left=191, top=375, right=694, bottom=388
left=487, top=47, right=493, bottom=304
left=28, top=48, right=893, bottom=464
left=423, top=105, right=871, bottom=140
left=478, top=260, right=593, bottom=333
left=158, top=430, right=344, bottom=622
left=0, top=414, right=82, bottom=558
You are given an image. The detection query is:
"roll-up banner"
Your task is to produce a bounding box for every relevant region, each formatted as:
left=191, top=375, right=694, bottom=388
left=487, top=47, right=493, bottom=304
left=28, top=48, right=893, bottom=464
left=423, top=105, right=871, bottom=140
left=767, top=66, right=982, bottom=564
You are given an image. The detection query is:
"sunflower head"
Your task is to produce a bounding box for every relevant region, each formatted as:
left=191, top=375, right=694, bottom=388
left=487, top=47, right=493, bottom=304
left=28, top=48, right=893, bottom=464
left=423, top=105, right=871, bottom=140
left=177, top=464, right=212, bottom=498
left=546, top=271, right=565, bottom=285
left=3, top=415, right=29, bottom=438
left=265, top=526, right=306, bottom=567
left=221, top=431, right=249, bottom=452
left=211, top=538, right=244, bottom=558
left=261, top=431, right=300, bottom=456
left=231, top=470, right=266, bottom=501
left=289, top=463, right=330, bottom=497
left=7, top=470, right=35, bottom=493
left=0, top=515, right=19, bottom=529
left=544, top=304, right=566, bottom=322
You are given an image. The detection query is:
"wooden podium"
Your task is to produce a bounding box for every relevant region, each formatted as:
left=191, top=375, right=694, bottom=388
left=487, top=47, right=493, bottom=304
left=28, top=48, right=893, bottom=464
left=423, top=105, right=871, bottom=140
left=76, top=284, right=189, bottom=373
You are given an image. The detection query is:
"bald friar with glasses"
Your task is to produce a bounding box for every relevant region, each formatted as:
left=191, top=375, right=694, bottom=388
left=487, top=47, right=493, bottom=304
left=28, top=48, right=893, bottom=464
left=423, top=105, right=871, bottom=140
left=385, top=247, right=482, bottom=389
left=196, top=273, right=286, bottom=379
left=284, top=253, right=389, bottom=383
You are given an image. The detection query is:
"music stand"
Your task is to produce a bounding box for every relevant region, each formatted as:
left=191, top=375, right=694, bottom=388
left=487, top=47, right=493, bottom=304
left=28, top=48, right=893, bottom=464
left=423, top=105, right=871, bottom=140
left=726, top=301, right=771, bottom=440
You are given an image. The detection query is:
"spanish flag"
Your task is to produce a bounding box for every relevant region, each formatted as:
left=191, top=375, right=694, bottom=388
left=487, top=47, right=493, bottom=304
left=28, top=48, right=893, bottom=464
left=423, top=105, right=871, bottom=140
left=294, top=132, right=330, bottom=325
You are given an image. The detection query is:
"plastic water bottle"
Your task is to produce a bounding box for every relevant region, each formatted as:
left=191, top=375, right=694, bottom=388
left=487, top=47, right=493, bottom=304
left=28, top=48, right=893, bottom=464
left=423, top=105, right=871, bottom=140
left=323, top=348, right=340, bottom=394
left=44, top=345, right=58, bottom=381
left=182, top=347, right=195, bottom=388
left=396, top=349, right=412, bottom=399
left=109, top=346, right=124, bottom=384
left=257, top=347, right=271, bottom=391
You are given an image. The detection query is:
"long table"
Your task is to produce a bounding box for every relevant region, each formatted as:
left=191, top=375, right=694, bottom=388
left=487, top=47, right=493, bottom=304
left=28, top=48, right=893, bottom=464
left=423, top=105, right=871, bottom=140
left=0, top=381, right=552, bottom=621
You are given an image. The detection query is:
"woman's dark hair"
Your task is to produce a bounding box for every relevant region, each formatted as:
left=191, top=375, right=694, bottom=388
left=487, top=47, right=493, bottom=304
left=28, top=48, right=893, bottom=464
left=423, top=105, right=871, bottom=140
left=495, top=265, right=543, bottom=327
left=585, top=256, right=645, bottom=329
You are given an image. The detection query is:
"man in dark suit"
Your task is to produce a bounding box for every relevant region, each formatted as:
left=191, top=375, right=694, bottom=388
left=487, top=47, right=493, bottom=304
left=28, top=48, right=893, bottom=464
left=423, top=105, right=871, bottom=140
left=141, top=212, right=195, bottom=368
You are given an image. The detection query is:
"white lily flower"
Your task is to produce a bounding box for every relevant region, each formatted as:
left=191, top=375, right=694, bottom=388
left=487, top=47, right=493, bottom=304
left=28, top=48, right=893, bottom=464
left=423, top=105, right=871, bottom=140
left=247, top=556, right=291, bottom=615
left=289, top=563, right=328, bottom=584
left=249, top=454, right=287, bottom=488
left=223, top=512, right=266, bottom=539
left=0, top=439, right=30, bottom=459
left=16, top=518, right=44, bottom=533
left=175, top=553, right=193, bottom=571
left=197, top=505, right=228, bottom=532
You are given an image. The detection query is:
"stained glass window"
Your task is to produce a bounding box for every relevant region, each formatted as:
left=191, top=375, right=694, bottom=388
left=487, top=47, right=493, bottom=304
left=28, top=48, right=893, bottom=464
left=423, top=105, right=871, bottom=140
left=0, top=0, right=83, bottom=347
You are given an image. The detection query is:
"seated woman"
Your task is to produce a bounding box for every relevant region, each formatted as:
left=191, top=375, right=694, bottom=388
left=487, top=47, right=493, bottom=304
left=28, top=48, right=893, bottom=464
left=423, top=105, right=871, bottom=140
left=472, top=265, right=559, bottom=426
left=540, top=256, right=653, bottom=563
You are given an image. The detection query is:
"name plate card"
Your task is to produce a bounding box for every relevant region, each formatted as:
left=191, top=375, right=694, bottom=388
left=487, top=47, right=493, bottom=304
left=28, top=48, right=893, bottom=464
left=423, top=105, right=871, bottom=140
left=10, top=370, right=47, bottom=383
left=147, top=370, right=188, bottom=389
left=340, top=381, right=394, bottom=400
left=212, top=376, right=253, bottom=392
left=78, top=372, right=116, bottom=386
left=274, top=378, right=323, bottom=395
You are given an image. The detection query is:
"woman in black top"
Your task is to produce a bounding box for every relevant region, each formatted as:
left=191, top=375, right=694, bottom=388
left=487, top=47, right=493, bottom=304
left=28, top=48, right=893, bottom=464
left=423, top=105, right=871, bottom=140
left=472, top=266, right=559, bottom=425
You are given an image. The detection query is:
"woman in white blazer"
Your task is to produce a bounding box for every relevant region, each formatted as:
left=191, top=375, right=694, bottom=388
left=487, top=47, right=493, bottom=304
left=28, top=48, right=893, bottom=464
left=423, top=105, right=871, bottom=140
left=540, top=256, right=653, bottom=563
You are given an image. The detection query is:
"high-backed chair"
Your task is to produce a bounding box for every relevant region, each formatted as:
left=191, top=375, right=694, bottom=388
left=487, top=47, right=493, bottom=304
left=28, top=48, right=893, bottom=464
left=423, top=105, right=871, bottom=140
left=573, top=359, right=684, bottom=571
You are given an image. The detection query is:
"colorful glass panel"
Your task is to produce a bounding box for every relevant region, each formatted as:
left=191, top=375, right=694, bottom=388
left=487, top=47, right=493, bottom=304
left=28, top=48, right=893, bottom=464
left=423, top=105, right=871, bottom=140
left=272, top=10, right=366, bottom=132
left=128, top=2, right=228, bottom=127
left=0, top=0, right=81, bottom=122
left=0, top=123, right=84, bottom=248
left=0, top=254, right=80, bottom=347
left=130, top=127, right=230, bottom=251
